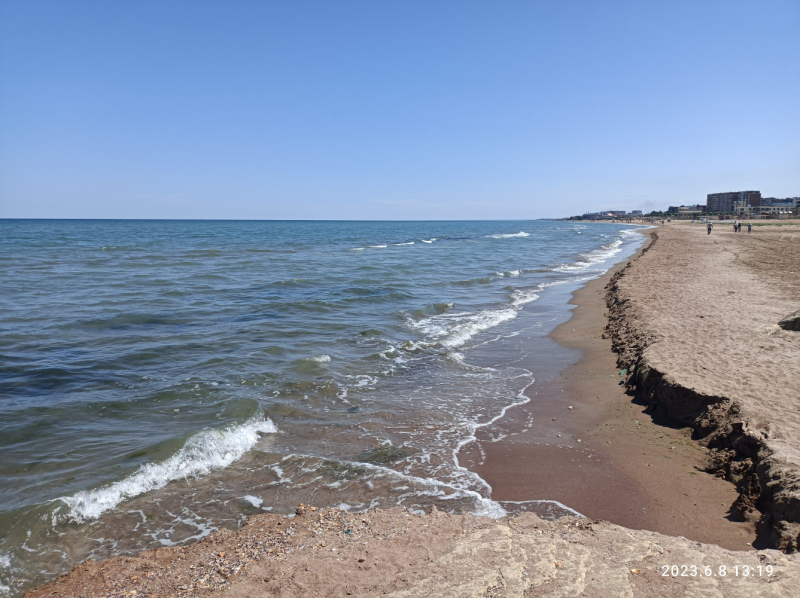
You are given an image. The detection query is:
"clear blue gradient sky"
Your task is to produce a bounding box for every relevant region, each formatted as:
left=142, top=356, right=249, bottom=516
left=1, top=1, right=798, bottom=219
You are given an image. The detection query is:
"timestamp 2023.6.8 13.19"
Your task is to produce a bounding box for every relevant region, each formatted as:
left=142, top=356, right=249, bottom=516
left=660, top=564, right=774, bottom=578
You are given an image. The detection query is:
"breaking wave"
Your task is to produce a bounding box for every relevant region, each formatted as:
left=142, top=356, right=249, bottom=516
left=407, top=283, right=544, bottom=348
left=487, top=231, right=530, bottom=239
left=59, top=415, right=278, bottom=521
left=551, top=239, right=623, bottom=272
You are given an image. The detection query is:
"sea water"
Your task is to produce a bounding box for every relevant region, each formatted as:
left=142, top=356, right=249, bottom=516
left=0, top=219, right=645, bottom=595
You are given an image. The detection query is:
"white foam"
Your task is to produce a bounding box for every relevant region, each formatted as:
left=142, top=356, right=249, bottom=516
left=311, top=354, right=331, bottom=363
left=317, top=456, right=507, bottom=519
left=510, top=289, right=540, bottom=307
left=243, top=495, right=263, bottom=508
left=59, top=415, right=278, bottom=521
left=393, top=242, right=415, bottom=246
left=500, top=499, right=585, bottom=518
left=552, top=238, right=623, bottom=272
left=0, top=582, right=9, bottom=597
left=346, top=374, right=379, bottom=387
left=350, top=247, right=365, bottom=251
left=369, top=245, right=388, bottom=248
left=407, top=283, right=542, bottom=348
left=421, top=238, right=437, bottom=243
left=407, top=308, right=518, bottom=348
left=487, top=231, right=530, bottom=239
left=449, top=377, right=534, bottom=499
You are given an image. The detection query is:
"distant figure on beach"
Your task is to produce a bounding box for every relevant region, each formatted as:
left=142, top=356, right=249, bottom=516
left=707, top=222, right=713, bottom=235
left=748, top=222, right=752, bottom=233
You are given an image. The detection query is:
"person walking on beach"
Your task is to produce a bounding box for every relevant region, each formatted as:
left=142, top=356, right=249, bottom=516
left=748, top=222, right=752, bottom=233
left=707, top=222, right=713, bottom=235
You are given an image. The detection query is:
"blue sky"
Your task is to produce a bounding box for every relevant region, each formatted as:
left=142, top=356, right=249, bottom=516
left=1, top=1, right=798, bottom=219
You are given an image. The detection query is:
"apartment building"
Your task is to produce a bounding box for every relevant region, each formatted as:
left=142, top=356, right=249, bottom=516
left=706, top=191, right=761, bottom=214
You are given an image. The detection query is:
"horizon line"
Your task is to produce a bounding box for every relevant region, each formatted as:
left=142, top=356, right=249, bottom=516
left=0, top=217, right=562, bottom=223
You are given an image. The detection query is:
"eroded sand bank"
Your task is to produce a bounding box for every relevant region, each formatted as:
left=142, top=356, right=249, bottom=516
left=604, top=222, right=800, bottom=551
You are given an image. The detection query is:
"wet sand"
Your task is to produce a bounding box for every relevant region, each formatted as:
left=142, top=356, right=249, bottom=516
left=461, top=231, right=757, bottom=550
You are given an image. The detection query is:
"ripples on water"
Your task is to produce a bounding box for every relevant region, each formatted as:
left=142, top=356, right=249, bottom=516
left=0, top=219, right=644, bottom=595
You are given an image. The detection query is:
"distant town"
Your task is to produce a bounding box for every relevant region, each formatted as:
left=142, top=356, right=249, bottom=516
left=570, top=191, right=799, bottom=221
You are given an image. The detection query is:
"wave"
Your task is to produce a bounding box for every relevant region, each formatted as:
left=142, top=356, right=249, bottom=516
left=311, top=354, right=331, bottom=363
left=510, top=288, right=540, bottom=307
left=58, top=415, right=278, bottom=521
left=349, top=247, right=365, bottom=251
left=487, top=231, right=530, bottom=239
left=421, top=238, right=437, bottom=243
left=368, top=245, right=388, bottom=249
left=453, top=276, right=493, bottom=286
left=551, top=238, right=624, bottom=272
left=411, top=302, right=455, bottom=318
left=407, top=307, right=518, bottom=348
left=393, top=242, right=415, bottom=246
left=407, top=277, right=550, bottom=347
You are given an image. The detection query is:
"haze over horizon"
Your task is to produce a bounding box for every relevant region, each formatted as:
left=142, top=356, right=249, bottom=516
left=1, top=0, right=798, bottom=220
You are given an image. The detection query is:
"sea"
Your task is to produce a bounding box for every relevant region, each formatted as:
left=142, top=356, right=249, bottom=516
left=0, top=219, right=646, bottom=596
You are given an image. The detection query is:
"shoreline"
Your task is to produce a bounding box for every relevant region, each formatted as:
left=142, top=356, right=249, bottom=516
left=461, top=230, right=756, bottom=549
left=22, top=222, right=800, bottom=596
left=470, top=220, right=800, bottom=553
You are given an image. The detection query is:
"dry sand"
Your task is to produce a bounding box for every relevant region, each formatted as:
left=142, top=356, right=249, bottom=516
left=603, top=222, right=800, bottom=550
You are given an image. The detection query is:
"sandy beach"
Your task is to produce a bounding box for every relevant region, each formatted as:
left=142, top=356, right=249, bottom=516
left=461, top=232, right=756, bottom=550
left=606, top=222, right=800, bottom=550
left=25, top=222, right=800, bottom=596
left=460, top=221, right=800, bottom=551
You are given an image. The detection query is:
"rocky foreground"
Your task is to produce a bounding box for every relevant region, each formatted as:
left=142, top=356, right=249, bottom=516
left=27, top=506, right=800, bottom=597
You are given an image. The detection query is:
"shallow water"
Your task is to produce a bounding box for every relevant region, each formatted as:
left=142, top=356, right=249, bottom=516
left=0, top=219, right=644, bottom=596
